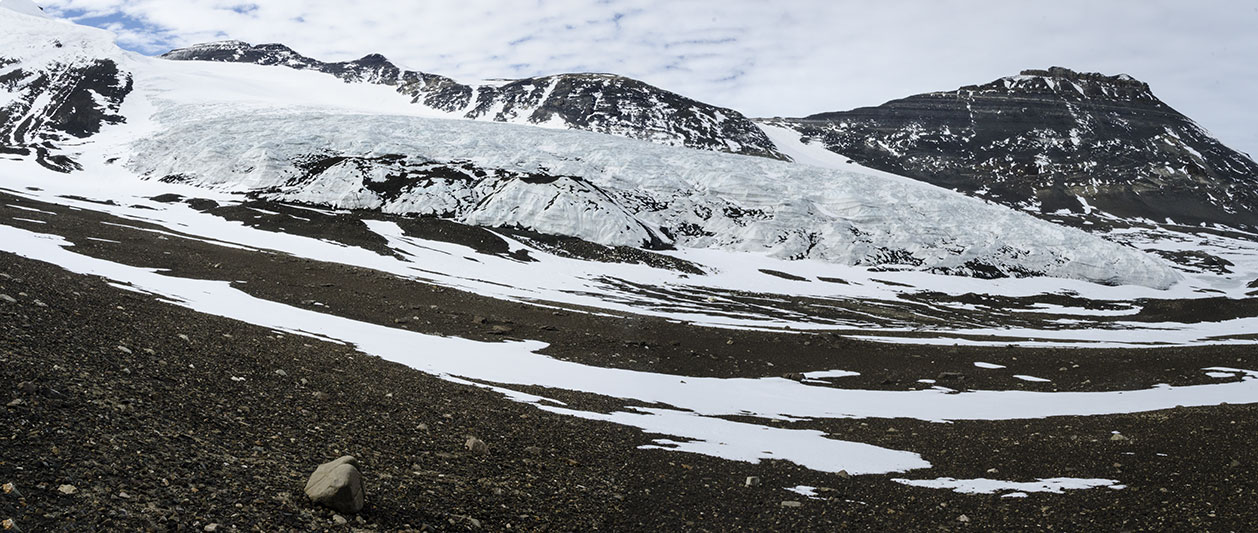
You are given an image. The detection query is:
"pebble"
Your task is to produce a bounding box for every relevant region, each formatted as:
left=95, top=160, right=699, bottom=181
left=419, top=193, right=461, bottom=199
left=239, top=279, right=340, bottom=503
left=312, top=391, right=331, bottom=401
left=274, top=369, right=287, bottom=377
left=116, top=345, right=132, bottom=354
left=5, top=399, right=22, bottom=407
left=1110, top=433, right=1129, bottom=442
left=958, top=514, right=971, bottom=523
left=332, top=515, right=348, bottom=526
left=780, top=500, right=802, bottom=508
left=744, top=476, right=761, bottom=487
left=203, top=523, right=219, bottom=532
left=0, top=294, right=15, bottom=304
left=57, top=484, right=77, bottom=495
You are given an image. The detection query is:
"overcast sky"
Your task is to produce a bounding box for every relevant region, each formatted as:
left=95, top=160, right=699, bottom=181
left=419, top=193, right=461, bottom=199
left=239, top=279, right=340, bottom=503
left=34, top=0, right=1258, bottom=157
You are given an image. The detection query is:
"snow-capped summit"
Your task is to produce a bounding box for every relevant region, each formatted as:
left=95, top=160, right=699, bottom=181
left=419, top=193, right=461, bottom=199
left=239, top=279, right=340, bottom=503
left=161, top=41, right=786, bottom=160
left=777, top=67, right=1258, bottom=230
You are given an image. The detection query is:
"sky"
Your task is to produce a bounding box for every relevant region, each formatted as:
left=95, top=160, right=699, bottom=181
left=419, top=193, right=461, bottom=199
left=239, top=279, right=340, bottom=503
left=28, top=0, right=1258, bottom=157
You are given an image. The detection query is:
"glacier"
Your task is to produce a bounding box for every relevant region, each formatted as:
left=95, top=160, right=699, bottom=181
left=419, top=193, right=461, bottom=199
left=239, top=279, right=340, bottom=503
left=124, top=104, right=1181, bottom=288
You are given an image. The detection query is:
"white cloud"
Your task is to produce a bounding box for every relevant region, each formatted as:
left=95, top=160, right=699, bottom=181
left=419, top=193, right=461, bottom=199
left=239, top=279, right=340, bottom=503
left=31, top=0, right=1258, bottom=156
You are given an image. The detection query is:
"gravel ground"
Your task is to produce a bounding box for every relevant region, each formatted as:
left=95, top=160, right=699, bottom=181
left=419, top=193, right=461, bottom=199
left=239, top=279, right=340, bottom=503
left=2, top=191, right=1258, bottom=531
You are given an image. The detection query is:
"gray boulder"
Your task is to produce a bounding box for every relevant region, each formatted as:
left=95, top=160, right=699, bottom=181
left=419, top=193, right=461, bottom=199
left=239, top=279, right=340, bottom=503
left=304, top=456, right=365, bottom=514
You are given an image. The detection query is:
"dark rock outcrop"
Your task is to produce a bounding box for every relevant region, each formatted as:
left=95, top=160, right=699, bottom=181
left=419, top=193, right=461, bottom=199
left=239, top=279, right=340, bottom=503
left=161, top=41, right=784, bottom=159
left=779, top=67, right=1258, bottom=230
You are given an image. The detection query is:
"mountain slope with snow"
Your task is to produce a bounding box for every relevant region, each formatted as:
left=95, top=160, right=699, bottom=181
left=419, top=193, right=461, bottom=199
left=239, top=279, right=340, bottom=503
left=0, top=6, right=1184, bottom=288
left=0, top=2, right=132, bottom=171
left=774, top=67, right=1258, bottom=230
left=160, top=40, right=785, bottom=160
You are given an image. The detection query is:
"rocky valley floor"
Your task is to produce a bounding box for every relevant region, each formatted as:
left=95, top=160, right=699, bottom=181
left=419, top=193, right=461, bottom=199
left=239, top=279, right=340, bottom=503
left=2, top=190, right=1258, bottom=531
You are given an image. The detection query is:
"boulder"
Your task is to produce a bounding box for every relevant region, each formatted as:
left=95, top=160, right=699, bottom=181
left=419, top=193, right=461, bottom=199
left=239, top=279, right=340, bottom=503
left=304, top=456, right=365, bottom=514
left=465, top=436, right=489, bottom=455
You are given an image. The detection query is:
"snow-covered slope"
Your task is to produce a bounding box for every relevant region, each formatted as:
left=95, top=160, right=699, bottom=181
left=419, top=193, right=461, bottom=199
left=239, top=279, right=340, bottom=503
left=0, top=5, right=1183, bottom=288
left=160, top=40, right=786, bottom=160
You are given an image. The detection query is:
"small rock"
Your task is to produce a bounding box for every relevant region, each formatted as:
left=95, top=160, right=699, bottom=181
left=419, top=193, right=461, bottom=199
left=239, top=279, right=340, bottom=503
left=471, top=315, right=486, bottom=324
left=6, top=399, right=23, bottom=407
left=203, top=523, right=219, bottom=532
left=116, top=345, right=132, bottom=354
left=489, top=325, right=513, bottom=335
left=1110, top=433, right=1128, bottom=442
left=465, top=436, right=489, bottom=455
left=780, top=500, right=802, bottom=508
left=781, top=373, right=805, bottom=382
left=305, top=456, right=365, bottom=514
left=958, top=514, right=970, bottom=523
left=275, top=369, right=287, bottom=377
left=2, top=518, right=20, bottom=531
left=178, top=334, right=190, bottom=342
left=1230, top=459, right=1241, bottom=468
left=522, top=446, right=542, bottom=455
left=744, top=476, right=761, bottom=487
left=332, top=515, right=347, bottom=526
left=836, top=470, right=851, bottom=479
left=0, top=294, right=15, bottom=304
left=2, top=482, right=20, bottom=497
left=937, top=371, right=965, bottom=381
left=57, top=484, right=77, bottom=495
left=32, top=300, right=46, bottom=307
left=312, top=391, right=331, bottom=401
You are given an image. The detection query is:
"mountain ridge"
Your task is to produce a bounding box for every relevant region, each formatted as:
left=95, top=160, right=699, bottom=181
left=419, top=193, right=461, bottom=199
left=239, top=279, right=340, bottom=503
left=161, top=40, right=786, bottom=160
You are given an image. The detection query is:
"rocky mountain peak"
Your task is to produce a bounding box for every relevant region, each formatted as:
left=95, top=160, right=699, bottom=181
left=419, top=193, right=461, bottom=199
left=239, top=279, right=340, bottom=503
left=949, top=66, right=1157, bottom=103
left=1018, top=66, right=1143, bottom=86
left=784, top=67, right=1258, bottom=230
